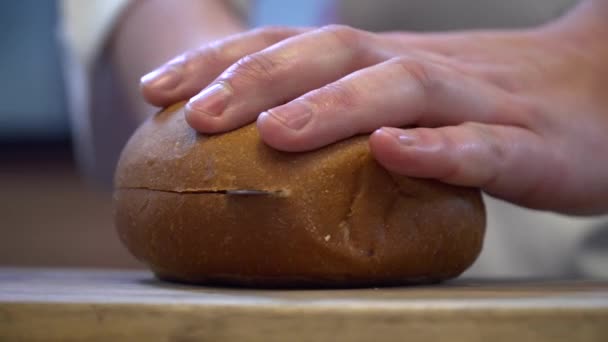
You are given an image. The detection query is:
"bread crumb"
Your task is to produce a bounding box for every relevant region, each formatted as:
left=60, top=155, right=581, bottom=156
left=324, top=234, right=331, bottom=242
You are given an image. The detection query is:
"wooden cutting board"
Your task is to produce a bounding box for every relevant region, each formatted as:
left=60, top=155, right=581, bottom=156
left=1, top=268, right=607, bottom=341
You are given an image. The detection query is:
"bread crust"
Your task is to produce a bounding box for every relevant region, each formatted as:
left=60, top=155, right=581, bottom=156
left=114, top=103, right=486, bottom=287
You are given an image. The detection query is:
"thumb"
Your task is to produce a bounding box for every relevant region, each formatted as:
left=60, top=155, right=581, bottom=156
left=369, top=123, right=567, bottom=211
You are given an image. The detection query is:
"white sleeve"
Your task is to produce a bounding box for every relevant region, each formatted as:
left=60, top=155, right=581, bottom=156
left=58, top=0, right=251, bottom=187
left=59, top=0, right=250, bottom=69
left=60, top=0, right=130, bottom=70
left=58, top=0, right=132, bottom=187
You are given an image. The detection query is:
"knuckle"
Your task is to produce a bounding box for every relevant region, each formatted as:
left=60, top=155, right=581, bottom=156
left=204, top=41, right=229, bottom=63
left=172, top=44, right=224, bottom=74
left=452, top=122, right=509, bottom=189
left=252, top=25, right=289, bottom=35
left=513, top=97, right=549, bottom=129
left=318, top=24, right=360, bottom=48
left=164, top=52, right=188, bottom=70
left=465, top=122, right=507, bottom=160
left=317, top=82, right=359, bottom=110
left=460, top=122, right=505, bottom=188
left=392, top=57, right=437, bottom=94
left=187, top=46, right=221, bottom=70
left=252, top=26, right=294, bottom=43
left=225, top=52, right=281, bottom=84
left=484, top=71, right=521, bottom=93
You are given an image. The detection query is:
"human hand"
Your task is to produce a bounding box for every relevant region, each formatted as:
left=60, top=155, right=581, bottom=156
left=140, top=21, right=608, bottom=215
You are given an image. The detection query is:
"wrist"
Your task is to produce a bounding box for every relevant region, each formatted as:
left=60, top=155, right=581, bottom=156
left=537, top=0, right=608, bottom=54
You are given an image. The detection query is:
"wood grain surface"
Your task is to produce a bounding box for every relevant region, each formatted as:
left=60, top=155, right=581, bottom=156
left=1, top=268, right=607, bottom=341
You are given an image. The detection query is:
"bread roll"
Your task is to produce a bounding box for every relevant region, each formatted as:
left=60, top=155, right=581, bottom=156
left=113, top=102, right=486, bottom=287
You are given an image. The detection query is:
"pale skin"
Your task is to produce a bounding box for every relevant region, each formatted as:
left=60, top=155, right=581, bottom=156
left=110, top=0, right=245, bottom=122
left=124, top=0, right=608, bottom=215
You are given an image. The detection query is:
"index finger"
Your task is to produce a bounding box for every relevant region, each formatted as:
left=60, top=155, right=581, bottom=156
left=140, top=27, right=307, bottom=107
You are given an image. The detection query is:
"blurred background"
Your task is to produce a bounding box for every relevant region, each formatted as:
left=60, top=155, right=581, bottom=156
left=0, top=0, right=138, bottom=268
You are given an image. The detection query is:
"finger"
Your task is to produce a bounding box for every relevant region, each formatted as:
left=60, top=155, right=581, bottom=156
left=140, top=26, right=306, bottom=107
left=369, top=123, right=564, bottom=210
left=256, top=56, right=528, bottom=152
left=185, top=25, right=380, bottom=133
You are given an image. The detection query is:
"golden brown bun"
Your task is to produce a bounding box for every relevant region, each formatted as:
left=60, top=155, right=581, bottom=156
left=114, top=102, right=486, bottom=287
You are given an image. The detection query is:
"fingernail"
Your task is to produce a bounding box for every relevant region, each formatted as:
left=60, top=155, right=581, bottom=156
left=140, top=68, right=181, bottom=90
left=379, top=127, right=417, bottom=146
left=187, top=83, right=232, bottom=117
left=266, top=102, right=312, bottom=130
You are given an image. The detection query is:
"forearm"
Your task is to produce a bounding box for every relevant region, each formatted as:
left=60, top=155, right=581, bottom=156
left=109, top=0, right=246, bottom=122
